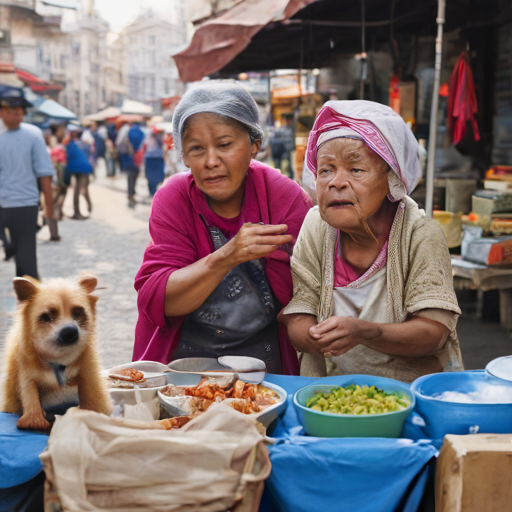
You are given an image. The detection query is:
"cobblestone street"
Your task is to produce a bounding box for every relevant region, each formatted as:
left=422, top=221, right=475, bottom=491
left=0, top=169, right=152, bottom=368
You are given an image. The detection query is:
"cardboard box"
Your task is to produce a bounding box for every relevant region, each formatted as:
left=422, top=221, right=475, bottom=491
left=436, top=434, right=512, bottom=512
left=472, top=190, right=512, bottom=216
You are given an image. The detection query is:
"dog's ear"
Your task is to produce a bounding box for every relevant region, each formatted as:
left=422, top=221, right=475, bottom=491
left=78, top=274, right=97, bottom=294
left=13, top=278, right=38, bottom=302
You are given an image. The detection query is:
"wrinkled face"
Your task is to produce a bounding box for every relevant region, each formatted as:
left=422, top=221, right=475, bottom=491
left=316, top=138, right=390, bottom=231
left=0, top=106, right=24, bottom=130
left=181, top=113, right=260, bottom=204
left=21, top=281, right=97, bottom=365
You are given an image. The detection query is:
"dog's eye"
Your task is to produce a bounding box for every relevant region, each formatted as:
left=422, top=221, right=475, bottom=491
left=72, top=307, right=85, bottom=320
left=40, top=314, right=52, bottom=323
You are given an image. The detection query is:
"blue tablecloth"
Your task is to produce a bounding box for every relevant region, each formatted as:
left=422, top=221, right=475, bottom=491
left=0, top=413, right=48, bottom=489
left=0, top=375, right=438, bottom=511
left=262, top=375, right=437, bottom=512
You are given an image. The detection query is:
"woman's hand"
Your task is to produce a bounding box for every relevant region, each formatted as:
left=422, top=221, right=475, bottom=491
left=221, top=223, right=293, bottom=266
left=309, top=316, right=378, bottom=357
left=310, top=315, right=449, bottom=358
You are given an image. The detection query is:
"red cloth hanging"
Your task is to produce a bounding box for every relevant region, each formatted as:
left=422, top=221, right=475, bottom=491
left=447, top=52, right=480, bottom=145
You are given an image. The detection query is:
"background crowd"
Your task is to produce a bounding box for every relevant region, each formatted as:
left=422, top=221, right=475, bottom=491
left=0, top=86, right=301, bottom=285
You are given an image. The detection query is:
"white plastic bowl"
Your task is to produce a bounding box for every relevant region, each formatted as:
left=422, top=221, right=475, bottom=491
left=158, top=379, right=287, bottom=428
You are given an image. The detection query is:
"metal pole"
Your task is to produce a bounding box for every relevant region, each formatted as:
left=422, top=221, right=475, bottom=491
left=360, top=0, right=366, bottom=99
left=425, top=0, right=446, bottom=217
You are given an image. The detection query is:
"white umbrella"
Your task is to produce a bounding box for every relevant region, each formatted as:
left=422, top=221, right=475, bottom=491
left=85, top=106, right=121, bottom=121
left=121, top=99, right=153, bottom=116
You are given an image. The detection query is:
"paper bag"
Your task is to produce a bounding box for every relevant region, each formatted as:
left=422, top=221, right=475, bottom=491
left=40, top=403, right=271, bottom=512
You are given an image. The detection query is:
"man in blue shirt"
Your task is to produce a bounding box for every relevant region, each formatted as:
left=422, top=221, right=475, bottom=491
left=0, top=86, right=55, bottom=279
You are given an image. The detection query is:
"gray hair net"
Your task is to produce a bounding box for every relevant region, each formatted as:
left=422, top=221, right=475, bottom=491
left=172, top=80, right=264, bottom=153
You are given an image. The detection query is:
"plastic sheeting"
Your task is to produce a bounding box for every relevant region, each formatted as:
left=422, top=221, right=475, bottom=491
left=0, top=413, right=48, bottom=489
left=263, top=375, right=438, bottom=512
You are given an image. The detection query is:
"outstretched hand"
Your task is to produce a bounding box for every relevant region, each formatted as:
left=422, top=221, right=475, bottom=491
left=222, top=223, right=293, bottom=266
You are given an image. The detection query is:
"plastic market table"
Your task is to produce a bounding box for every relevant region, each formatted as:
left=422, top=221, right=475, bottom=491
left=0, top=374, right=438, bottom=512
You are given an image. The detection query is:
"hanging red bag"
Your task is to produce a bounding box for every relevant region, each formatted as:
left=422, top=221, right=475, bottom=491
left=447, top=52, right=480, bottom=145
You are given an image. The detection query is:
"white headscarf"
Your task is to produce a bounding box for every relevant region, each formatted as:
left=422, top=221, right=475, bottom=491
left=303, top=100, right=424, bottom=203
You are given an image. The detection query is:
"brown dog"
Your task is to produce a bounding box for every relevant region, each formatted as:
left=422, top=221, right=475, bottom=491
left=1, top=274, right=112, bottom=429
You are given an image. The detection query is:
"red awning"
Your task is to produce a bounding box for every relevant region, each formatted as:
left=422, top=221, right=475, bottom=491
left=15, top=68, right=63, bottom=93
left=0, top=63, right=16, bottom=73
left=172, top=0, right=318, bottom=82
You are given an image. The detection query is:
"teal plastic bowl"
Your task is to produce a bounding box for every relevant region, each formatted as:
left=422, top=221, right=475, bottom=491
left=293, top=375, right=415, bottom=438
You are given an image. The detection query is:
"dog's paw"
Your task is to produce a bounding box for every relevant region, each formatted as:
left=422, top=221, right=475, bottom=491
left=17, top=413, right=51, bottom=431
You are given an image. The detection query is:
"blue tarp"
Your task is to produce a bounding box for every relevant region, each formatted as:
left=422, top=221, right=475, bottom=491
left=0, top=374, right=438, bottom=511
left=0, top=413, right=48, bottom=489
left=262, top=375, right=437, bottom=512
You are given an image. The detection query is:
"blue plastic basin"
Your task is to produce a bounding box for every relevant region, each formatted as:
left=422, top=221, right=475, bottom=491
left=410, top=371, right=512, bottom=439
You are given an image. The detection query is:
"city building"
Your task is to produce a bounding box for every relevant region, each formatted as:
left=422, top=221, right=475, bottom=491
left=61, top=8, right=109, bottom=117
left=0, top=0, right=112, bottom=116
left=104, top=33, right=125, bottom=107
left=120, top=10, right=186, bottom=113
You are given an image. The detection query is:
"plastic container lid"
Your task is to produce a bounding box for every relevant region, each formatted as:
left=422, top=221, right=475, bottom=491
left=486, top=355, right=512, bottom=382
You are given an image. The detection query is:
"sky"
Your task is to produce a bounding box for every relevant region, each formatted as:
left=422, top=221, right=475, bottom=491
left=94, top=0, right=176, bottom=33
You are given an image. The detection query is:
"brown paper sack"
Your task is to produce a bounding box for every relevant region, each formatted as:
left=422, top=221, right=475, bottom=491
left=40, top=403, right=271, bottom=512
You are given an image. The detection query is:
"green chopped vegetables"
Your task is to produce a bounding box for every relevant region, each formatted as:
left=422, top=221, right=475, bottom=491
left=305, top=385, right=411, bottom=415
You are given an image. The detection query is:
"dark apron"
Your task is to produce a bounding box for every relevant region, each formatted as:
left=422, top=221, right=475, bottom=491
left=174, top=223, right=282, bottom=374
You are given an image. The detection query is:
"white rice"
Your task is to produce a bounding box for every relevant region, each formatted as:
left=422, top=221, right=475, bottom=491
left=433, top=386, right=512, bottom=404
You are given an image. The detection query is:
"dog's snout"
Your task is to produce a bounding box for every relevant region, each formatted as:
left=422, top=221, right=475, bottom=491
left=58, top=325, right=79, bottom=345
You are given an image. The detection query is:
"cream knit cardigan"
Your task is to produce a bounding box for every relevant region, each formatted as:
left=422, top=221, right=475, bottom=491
left=284, top=197, right=464, bottom=383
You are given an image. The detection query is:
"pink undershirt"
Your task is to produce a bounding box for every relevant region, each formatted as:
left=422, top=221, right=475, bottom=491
left=334, top=205, right=398, bottom=288
left=203, top=210, right=243, bottom=240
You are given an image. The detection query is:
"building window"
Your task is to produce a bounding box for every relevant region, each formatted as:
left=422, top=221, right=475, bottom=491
left=139, top=77, right=146, bottom=100
left=149, top=76, right=155, bottom=97
left=150, top=50, right=156, bottom=65
left=129, top=76, right=136, bottom=98
left=162, top=78, right=169, bottom=94
left=149, top=35, right=155, bottom=45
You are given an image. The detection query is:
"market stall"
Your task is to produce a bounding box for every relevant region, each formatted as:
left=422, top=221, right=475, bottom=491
left=270, top=83, right=324, bottom=183
left=0, top=373, right=437, bottom=512
left=2, top=362, right=512, bottom=511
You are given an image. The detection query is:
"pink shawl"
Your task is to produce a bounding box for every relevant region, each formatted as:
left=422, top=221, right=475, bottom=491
left=133, top=160, right=312, bottom=375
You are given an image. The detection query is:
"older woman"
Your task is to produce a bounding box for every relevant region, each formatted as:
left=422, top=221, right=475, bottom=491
left=282, top=101, right=463, bottom=383
left=133, top=82, right=312, bottom=374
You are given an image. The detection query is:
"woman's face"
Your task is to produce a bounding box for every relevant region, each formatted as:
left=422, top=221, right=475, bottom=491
left=181, top=113, right=260, bottom=205
left=316, top=138, right=390, bottom=232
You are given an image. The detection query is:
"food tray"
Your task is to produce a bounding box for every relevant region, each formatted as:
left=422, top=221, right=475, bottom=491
left=158, top=378, right=288, bottom=429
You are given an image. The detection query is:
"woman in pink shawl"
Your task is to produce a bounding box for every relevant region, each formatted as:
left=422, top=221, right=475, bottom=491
left=133, top=81, right=312, bottom=375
